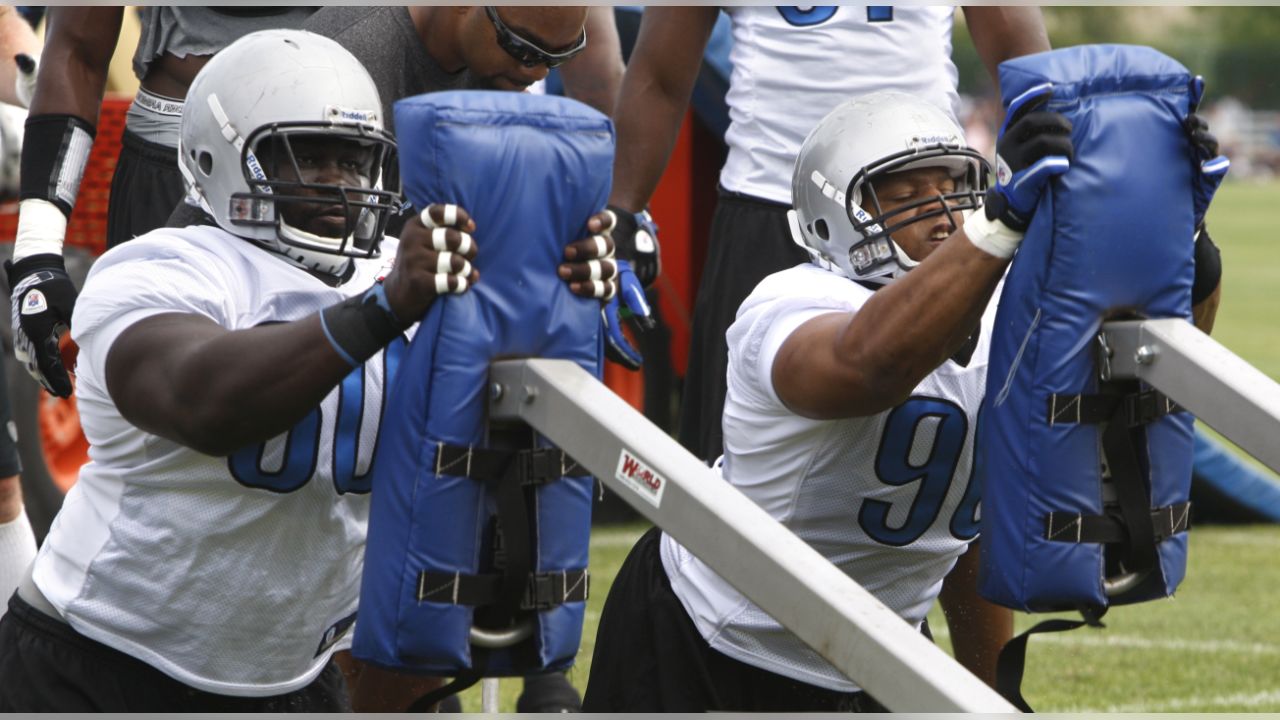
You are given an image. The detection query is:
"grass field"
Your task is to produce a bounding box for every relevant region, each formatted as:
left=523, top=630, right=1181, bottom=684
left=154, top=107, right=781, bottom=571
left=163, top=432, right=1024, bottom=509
left=460, top=180, right=1280, bottom=712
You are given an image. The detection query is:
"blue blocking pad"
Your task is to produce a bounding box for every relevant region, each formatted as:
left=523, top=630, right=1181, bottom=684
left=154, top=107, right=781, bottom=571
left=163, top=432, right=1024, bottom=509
left=354, top=91, right=612, bottom=674
left=978, top=46, right=1198, bottom=612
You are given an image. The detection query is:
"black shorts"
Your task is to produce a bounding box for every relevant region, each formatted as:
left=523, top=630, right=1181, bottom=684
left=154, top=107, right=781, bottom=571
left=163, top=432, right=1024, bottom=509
left=676, top=190, right=809, bottom=462
left=0, top=593, right=351, bottom=712
left=581, top=527, right=884, bottom=712
left=106, top=128, right=185, bottom=249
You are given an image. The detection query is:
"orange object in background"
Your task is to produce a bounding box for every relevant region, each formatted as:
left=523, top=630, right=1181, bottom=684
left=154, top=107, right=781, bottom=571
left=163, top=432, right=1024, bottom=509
left=603, top=108, right=722, bottom=413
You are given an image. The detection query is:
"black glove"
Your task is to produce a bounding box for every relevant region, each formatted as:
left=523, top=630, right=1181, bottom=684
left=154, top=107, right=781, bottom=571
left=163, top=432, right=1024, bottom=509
left=984, top=85, right=1074, bottom=233
left=607, top=205, right=661, bottom=288
left=7, top=253, right=78, bottom=397
left=1184, top=79, right=1229, bottom=229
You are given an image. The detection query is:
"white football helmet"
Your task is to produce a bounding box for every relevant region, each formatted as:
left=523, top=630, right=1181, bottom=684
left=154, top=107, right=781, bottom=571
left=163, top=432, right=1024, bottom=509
left=178, top=29, right=398, bottom=275
left=789, top=91, right=990, bottom=285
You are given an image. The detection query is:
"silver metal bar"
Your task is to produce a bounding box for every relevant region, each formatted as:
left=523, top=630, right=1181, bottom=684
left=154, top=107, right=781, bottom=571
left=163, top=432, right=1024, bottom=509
left=481, top=677, right=500, bottom=713
left=489, top=359, right=1015, bottom=713
left=1102, top=318, right=1280, bottom=475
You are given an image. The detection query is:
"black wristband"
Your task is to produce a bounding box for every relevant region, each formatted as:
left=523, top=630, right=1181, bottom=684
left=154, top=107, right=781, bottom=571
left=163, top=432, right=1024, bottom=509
left=20, top=114, right=97, bottom=217
left=320, top=283, right=406, bottom=367
left=1191, top=223, right=1222, bottom=306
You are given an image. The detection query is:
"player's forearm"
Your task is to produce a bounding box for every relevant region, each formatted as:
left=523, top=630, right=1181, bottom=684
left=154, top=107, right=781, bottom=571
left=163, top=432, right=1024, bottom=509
left=608, top=7, right=716, bottom=211
left=962, top=6, right=1051, bottom=94
left=107, top=313, right=359, bottom=457
left=836, top=234, right=1006, bottom=410
left=29, top=7, right=121, bottom=120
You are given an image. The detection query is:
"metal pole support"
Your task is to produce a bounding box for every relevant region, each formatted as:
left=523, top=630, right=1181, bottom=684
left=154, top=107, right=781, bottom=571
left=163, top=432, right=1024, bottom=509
left=488, top=359, right=1015, bottom=712
left=1102, top=318, right=1280, bottom=475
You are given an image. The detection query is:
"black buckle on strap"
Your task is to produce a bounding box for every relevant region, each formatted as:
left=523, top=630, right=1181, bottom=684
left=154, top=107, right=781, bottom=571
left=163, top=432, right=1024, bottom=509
left=520, top=448, right=582, bottom=486
left=1047, top=390, right=1183, bottom=427
left=1124, top=390, right=1181, bottom=427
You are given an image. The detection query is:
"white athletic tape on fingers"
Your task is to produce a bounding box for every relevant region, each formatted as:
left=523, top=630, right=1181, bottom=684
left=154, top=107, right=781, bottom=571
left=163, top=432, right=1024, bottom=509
left=592, top=280, right=606, bottom=298
left=602, top=258, right=617, bottom=280
left=457, top=259, right=472, bottom=278
left=587, top=259, right=603, bottom=281
left=452, top=275, right=469, bottom=294
left=421, top=204, right=460, bottom=229
left=592, top=234, right=609, bottom=259
left=602, top=280, right=617, bottom=301
left=436, top=251, right=455, bottom=274
left=601, top=209, right=617, bottom=233
left=431, top=227, right=451, bottom=251
left=435, top=274, right=451, bottom=294
left=456, top=232, right=472, bottom=256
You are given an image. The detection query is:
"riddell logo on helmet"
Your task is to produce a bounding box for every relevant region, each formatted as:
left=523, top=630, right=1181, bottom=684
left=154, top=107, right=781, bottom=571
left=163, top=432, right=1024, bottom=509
left=325, top=105, right=378, bottom=124
left=909, top=134, right=960, bottom=148
left=615, top=449, right=665, bottom=508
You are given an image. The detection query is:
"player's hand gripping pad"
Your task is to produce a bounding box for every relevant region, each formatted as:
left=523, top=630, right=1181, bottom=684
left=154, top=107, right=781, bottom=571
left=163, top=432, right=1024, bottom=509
left=354, top=92, right=611, bottom=674
left=978, top=46, right=1198, bottom=612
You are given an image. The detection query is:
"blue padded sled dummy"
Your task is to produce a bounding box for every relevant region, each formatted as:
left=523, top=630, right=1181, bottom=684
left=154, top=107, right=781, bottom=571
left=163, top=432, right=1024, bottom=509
left=354, top=91, right=611, bottom=676
left=978, top=46, right=1199, bottom=613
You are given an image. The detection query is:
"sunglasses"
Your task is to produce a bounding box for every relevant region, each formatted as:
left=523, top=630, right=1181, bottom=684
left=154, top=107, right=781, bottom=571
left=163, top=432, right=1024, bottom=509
left=484, top=6, right=587, bottom=69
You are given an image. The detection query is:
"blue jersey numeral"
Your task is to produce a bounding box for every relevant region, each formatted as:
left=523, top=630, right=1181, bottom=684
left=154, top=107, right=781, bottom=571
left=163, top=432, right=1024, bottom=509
left=859, top=396, right=975, bottom=546
left=230, top=336, right=407, bottom=495
left=775, top=6, right=894, bottom=27
left=866, top=6, right=894, bottom=23
left=775, top=6, right=838, bottom=27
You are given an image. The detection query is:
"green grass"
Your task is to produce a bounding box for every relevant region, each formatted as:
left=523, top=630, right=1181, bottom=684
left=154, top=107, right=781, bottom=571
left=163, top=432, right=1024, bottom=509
left=458, top=181, right=1280, bottom=712
left=463, top=523, right=1280, bottom=712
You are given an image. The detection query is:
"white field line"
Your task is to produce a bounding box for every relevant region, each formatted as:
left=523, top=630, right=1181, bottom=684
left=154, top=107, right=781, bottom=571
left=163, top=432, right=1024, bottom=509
left=929, top=626, right=1280, bottom=656
left=1195, top=530, right=1280, bottom=550
left=589, top=531, right=648, bottom=551
left=1069, top=688, right=1280, bottom=713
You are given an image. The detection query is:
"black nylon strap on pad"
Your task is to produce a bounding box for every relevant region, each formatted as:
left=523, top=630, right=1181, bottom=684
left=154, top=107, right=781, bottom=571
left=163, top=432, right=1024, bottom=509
left=996, top=609, right=1107, bottom=712
left=434, top=443, right=586, bottom=484
left=417, top=568, right=589, bottom=609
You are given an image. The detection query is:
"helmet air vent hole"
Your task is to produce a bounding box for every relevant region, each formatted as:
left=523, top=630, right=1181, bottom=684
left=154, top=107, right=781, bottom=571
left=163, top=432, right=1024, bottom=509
left=198, top=151, right=214, bottom=176
left=815, top=219, right=830, bottom=241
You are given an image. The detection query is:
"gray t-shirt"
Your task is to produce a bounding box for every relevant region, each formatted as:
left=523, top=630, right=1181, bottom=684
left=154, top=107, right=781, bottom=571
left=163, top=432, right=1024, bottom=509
left=133, top=7, right=318, bottom=81
left=304, top=7, right=472, bottom=135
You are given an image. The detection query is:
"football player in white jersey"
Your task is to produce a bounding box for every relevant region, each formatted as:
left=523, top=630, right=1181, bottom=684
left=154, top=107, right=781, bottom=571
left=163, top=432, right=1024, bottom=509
left=607, top=6, right=1051, bottom=466
left=584, top=90, right=1076, bottom=711
left=0, top=29, right=618, bottom=712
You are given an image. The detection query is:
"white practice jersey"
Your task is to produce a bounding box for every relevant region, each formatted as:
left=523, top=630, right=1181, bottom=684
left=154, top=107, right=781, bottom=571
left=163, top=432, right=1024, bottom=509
left=720, top=6, right=960, bottom=204
left=661, top=262, right=997, bottom=692
left=35, top=225, right=402, bottom=696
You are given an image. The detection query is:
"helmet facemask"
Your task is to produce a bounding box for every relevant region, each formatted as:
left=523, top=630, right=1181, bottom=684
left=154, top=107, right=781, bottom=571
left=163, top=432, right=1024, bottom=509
left=230, top=122, right=400, bottom=267
left=843, top=144, right=990, bottom=281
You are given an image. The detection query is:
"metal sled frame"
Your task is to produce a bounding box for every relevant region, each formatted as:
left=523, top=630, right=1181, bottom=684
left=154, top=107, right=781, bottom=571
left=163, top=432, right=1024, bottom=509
left=489, top=359, right=1015, bottom=712
left=1101, top=318, right=1280, bottom=476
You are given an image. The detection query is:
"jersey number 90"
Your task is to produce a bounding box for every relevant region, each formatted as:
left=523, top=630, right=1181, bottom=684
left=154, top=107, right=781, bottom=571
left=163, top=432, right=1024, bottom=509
left=858, top=396, right=981, bottom=546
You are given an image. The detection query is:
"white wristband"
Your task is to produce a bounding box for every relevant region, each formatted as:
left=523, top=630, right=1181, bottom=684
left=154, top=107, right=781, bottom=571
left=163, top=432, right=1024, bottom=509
left=14, top=199, right=67, bottom=262
left=964, top=211, right=1025, bottom=259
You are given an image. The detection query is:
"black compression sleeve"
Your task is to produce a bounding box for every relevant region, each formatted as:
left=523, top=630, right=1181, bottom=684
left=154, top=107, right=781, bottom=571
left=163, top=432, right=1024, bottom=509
left=20, top=114, right=97, bottom=217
